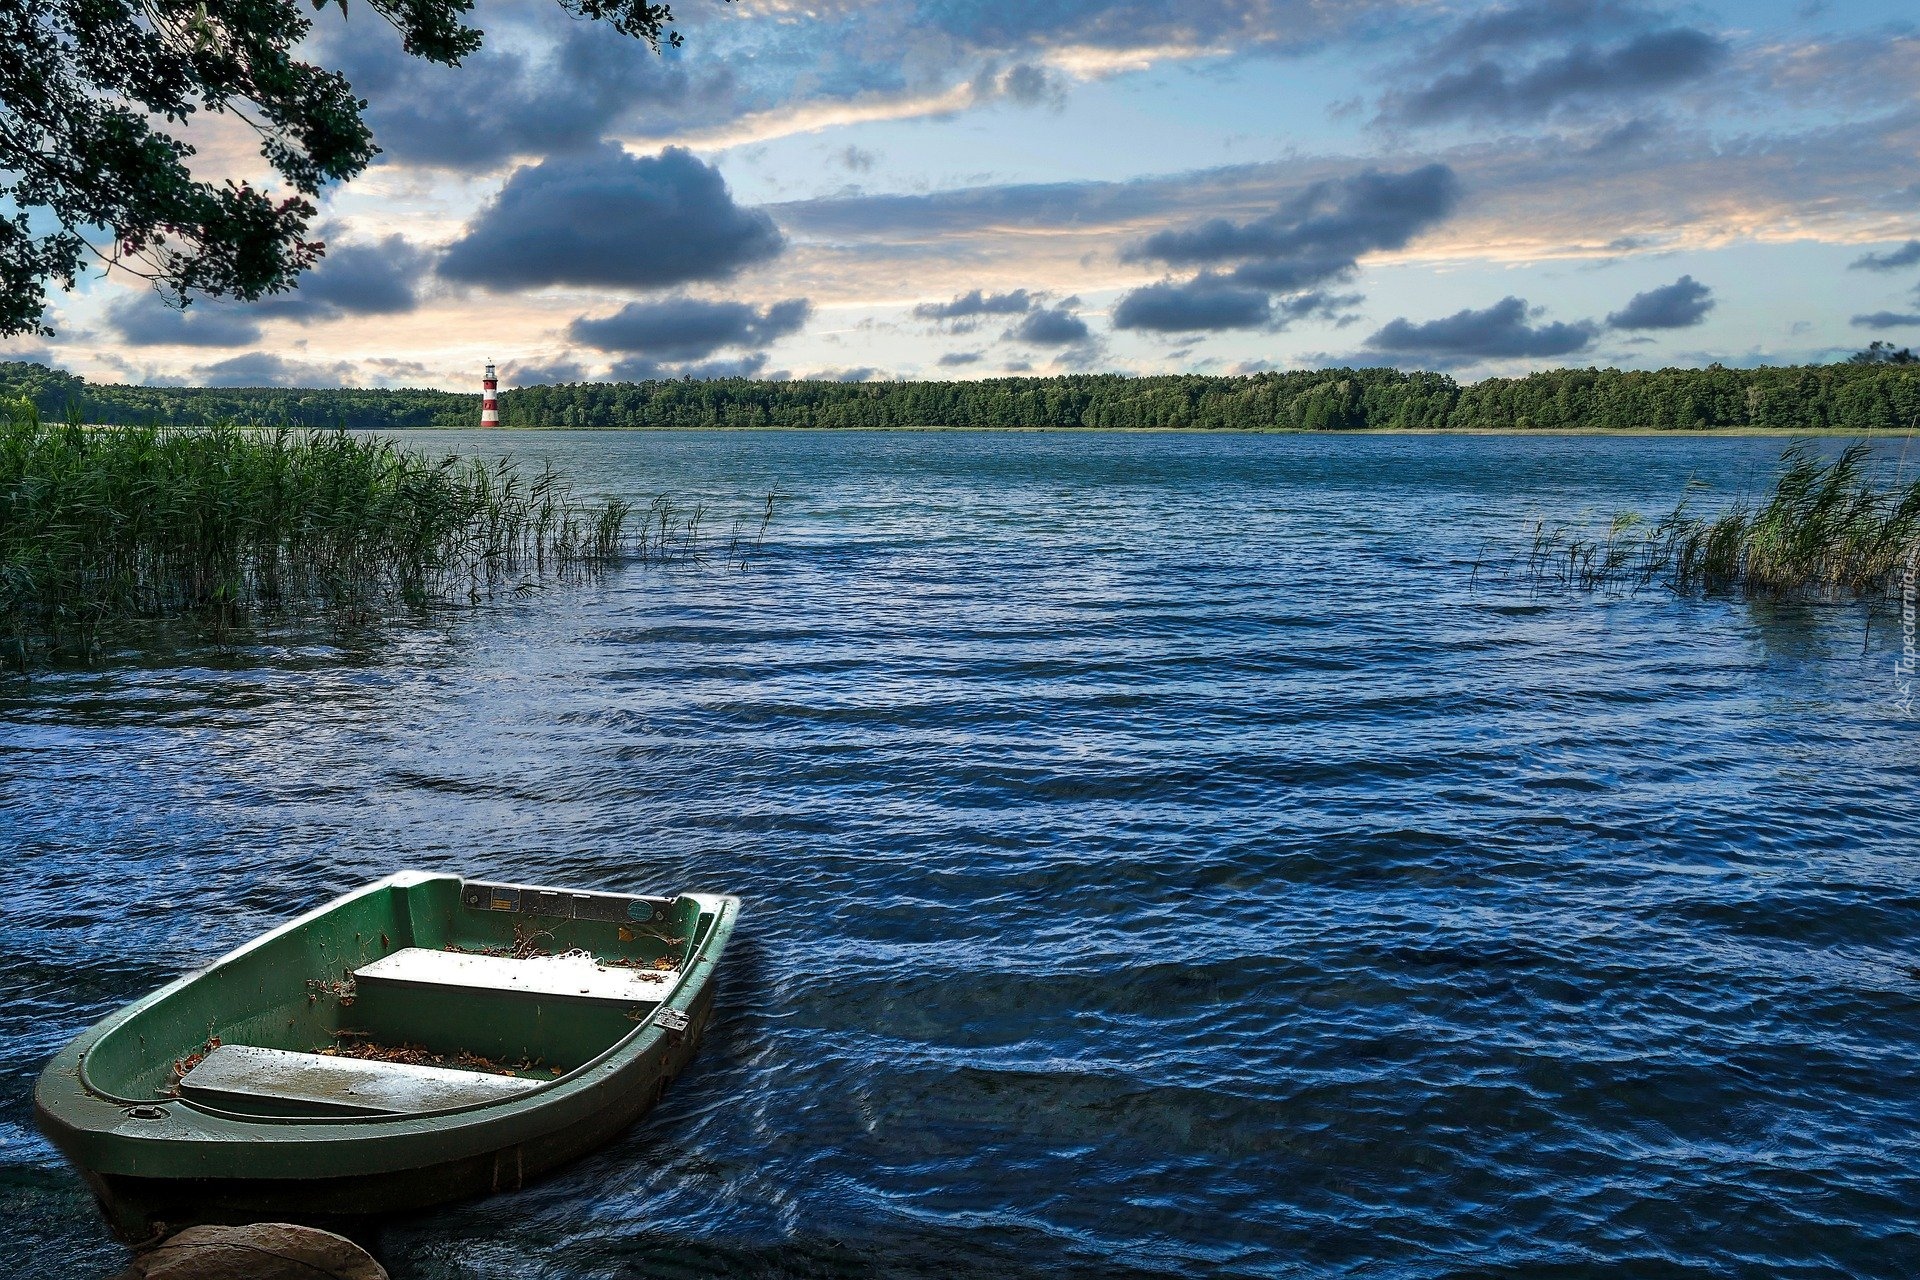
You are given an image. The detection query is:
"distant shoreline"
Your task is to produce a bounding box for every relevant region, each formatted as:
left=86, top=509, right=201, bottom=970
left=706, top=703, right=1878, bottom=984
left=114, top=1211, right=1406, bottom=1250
left=12, top=357, right=1918, bottom=434
left=448, top=424, right=1901, bottom=438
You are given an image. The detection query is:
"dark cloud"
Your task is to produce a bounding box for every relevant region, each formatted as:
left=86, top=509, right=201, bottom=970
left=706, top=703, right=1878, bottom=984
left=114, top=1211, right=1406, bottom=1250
left=938, top=351, right=986, bottom=366
left=1128, top=164, right=1458, bottom=282
left=313, top=5, right=726, bottom=171
left=611, top=353, right=771, bottom=381
left=1007, top=305, right=1091, bottom=345
left=503, top=357, right=593, bottom=386
left=568, top=297, right=812, bottom=360
left=1850, top=240, right=1920, bottom=272
left=1364, top=296, right=1599, bottom=361
left=982, top=61, right=1066, bottom=108
left=1606, top=274, right=1714, bottom=329
left=1382, top=26, right=1726, bottom=125
left=111, top=241, right=429, bottom=346
left=441, top=145, right=784, bottom=293
left=913, top=289, right=1035, bottom=320
left=1112, top=278, right=1273, bottom=332
left=1427, top=0, right=1654, bottom=61
left=1115, top=165, right=1456, bottom=331
left=1278, top=290, right=1366, bottom=326
left=1852, top=312, right=1920, bottom=330
left=838, top=146, right=877, bottom=172
left=107, top=294, right=263, bottom=348
left=190, top=353, right=357, bottom=387
left=253, top=236, right=432, bottom=322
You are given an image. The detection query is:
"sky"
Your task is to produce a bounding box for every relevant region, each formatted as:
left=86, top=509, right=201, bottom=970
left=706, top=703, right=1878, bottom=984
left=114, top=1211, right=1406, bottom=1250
left=6, top=0, right=1920, bottom=391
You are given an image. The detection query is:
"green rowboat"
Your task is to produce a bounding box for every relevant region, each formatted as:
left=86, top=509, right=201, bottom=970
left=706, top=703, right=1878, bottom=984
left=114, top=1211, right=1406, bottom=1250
left=33, top=871, right=739, bottom=1241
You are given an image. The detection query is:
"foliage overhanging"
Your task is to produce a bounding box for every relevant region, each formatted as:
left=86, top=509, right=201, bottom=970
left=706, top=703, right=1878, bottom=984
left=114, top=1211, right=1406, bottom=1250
left=0, top=0, right=688, bottom=337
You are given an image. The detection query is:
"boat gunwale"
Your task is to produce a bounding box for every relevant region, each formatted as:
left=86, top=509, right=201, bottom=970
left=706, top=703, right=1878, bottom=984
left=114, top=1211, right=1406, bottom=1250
left=45, top=872, right=738, bottom=1141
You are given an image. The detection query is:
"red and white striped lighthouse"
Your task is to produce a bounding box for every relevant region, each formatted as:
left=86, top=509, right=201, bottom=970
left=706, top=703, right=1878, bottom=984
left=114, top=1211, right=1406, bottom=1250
left=480, top=361, right=499, bottom=428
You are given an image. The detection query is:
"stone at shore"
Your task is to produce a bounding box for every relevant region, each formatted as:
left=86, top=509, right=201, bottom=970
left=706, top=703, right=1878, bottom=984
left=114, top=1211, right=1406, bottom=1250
left=113, top=1223, right=386, bottom=1280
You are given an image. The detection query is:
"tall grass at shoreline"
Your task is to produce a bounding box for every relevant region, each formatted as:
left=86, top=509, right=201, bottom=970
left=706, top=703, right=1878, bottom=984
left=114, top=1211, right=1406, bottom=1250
left=0, top=403, right=724, bottom=664
left=1524, top=443, right=1920, bottom=599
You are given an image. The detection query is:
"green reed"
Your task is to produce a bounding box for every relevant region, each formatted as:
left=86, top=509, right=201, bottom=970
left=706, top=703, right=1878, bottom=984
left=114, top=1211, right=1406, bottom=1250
left=0, top=402, right=679, bottom=663
left=1524, top=442, right=1920, bottom=599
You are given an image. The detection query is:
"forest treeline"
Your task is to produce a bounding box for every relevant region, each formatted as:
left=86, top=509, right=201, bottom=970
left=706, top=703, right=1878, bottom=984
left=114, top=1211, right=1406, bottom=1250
left=0, top=363, right=467, bottom=428
left=5, top=358, right=1919, bottom=432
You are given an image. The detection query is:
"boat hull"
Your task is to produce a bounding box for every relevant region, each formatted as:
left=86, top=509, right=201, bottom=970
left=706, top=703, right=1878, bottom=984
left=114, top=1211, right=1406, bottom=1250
left=33, top=873, right=738, bottom=1242
left=69, top=981, right=715, bottom=1240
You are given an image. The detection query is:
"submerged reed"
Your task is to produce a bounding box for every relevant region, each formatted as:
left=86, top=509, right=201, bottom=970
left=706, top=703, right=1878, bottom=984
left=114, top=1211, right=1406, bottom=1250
left=1523, top=442, right=1920, bottom=599
left=0, top=402, right=711, bottom=664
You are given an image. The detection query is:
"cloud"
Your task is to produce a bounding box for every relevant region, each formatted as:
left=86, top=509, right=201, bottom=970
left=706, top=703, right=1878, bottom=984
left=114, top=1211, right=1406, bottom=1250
left=989, top=62, right=1065, bottom=108
left=440, top=144, right=784, bottom=293
left=938, top=351, right=986, bottom=365
left=105, top=240, right=428, bottom=348
left=252, top=236, right=432, bottom=322
left=1006, top=304, right=1091, bottom=345
left=778, top=170, right=1199, bottom=244
left=357, top=358, right=447, bottom=388
left=1111, top=277, right=1272, bottom=332
left=611, top=352, right=772, bottom=381
left=1364, top=296, right=1599, bottom=361
left=1278, top=290, right=1366, bottom=326
left=312, top=4, right=725, bottom=171
left=797, top=365, right=880, bottom=382
left=1852, top=312, right=1920, bottom=330
left=913, top=288, right=1035, bottom=320
left=189, top=352, right=357, bottom=387
left=1426, top=0, right=1657, bottom=61
left=1606, top=274, right=1714, bottom=329
left=1127, top=164, right=1459, bottom=280
left=1381, top=26, right=1727, bottom=125
left=568, top=297, right=812, bottom=360
left=1114, top=164, right=1457, bottom=332
left=838, top=145, right=877, bottom=172
left=0, top=344, right=55, bottom=367
left=107, top=294, right=263, bottom=348
left=503, top=357, right=593, bottom=386
left=909, top=0, right=1377, bottom=54
left=765, top=105, right=1920, bottom=329
left=1850, top=240, right=1920, bottom=272
left=1757, top=31, right=1920, bottom=115
left=1581, top=116, right=1662, bottom=156
left=774, top=109, right=1920, bottom=282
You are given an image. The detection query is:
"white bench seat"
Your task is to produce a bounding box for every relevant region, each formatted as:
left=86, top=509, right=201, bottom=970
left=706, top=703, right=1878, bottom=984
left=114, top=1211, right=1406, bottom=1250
left=353, top=948, right=676, bottom=1006
left=178, top=1044, right=542, bottom=1117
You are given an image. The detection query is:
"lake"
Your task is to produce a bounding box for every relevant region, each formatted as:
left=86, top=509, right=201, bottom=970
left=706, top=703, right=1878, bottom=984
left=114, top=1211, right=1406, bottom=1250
left=5, top=430, right=1917, bottom=1278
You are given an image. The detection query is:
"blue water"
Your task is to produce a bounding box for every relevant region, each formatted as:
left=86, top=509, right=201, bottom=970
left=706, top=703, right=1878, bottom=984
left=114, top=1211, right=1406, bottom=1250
left=5, top=431, right=1918, bottom=1278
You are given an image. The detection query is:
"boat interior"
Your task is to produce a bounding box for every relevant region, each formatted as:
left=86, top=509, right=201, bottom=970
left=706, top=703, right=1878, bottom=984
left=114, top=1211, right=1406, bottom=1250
left=78, top=875, right=715, bottom=1120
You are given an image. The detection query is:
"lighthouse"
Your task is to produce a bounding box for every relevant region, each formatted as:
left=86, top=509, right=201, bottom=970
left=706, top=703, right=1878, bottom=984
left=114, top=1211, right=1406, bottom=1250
left=481, top=361, right=499, bottom=428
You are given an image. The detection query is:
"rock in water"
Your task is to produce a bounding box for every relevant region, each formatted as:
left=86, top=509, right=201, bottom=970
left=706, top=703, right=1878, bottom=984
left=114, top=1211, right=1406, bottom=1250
left=128, top=1223, right=386, bottom=1280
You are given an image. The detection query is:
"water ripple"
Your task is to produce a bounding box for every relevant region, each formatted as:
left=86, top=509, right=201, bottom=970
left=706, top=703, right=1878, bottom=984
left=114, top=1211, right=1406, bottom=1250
left=4, top=431, right=1918, bottom=1278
